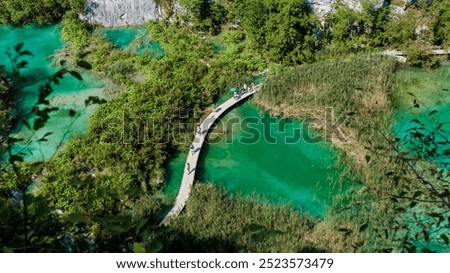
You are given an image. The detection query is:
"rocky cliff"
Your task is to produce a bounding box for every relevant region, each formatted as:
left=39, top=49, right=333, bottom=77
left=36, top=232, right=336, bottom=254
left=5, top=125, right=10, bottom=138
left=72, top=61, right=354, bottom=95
left=82, top=0, right=165, bottom=27
left=82, top=0, right=405, bottom=27
left=306, top=0, right=388, bottom=16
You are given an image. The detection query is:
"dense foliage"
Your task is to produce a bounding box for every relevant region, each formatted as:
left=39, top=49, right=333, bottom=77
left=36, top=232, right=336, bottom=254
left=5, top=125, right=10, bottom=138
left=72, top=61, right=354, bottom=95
left=179, top=0, right=228, bottom=33
left=324, top=2, right=390, bottom=50
left=0, top=0, right=85, bottom=25
left=231, top=0, right=318, bottom=64
left=430, top=0, right=450, bottom=47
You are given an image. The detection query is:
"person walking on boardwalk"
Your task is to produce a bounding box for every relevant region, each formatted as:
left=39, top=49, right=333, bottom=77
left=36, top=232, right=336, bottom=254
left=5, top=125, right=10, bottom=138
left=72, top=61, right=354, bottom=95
left=187, top=163, right=191, bottom=173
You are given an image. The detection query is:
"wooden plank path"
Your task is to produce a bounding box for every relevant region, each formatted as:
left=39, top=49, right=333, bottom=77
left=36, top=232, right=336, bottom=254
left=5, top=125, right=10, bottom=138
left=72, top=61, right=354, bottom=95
left=160, top=84, right=261, bottom=225
left=381, top=49, right=450, bottom=63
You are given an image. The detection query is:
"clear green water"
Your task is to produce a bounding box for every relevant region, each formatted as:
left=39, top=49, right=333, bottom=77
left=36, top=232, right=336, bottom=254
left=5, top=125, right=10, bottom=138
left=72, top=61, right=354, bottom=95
left=212, top=42, right=226, bottom=54
left=393, top=65, right=450, bottom=252
left=0, top=25, right=105, bottom=162
left=100, top=27, right=165, bottom=58
left=394, top=65, right=450, bottom=163
left=165, top=101, right=343, bottom=217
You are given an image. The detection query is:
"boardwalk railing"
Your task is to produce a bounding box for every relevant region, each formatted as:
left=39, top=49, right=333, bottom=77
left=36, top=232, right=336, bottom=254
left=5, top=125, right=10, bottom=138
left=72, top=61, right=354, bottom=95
left=160, top=85, right=261, bottom=225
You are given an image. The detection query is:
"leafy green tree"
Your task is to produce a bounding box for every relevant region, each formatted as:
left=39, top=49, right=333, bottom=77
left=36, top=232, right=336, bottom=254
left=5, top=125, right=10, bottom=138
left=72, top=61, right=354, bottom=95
left=430, top=0, right=450, bottom=47
left=234, top=0, right=318, bottom=65
left=179, top=0, right=228, bottom=33
left=0, top=0, right=85, bottom=25
left=324, top=1, right=390, bottom=50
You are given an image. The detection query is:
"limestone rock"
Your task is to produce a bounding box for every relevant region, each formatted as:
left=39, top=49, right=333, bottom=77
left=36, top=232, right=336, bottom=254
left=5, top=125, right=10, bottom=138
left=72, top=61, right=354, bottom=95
left=82, top=0, right=164, bottom=27
left=306, top=0, right=386, bottom=17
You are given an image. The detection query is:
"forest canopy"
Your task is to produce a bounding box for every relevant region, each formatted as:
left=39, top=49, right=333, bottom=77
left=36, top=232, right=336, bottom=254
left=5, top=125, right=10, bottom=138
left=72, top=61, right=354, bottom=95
left=0, top=0, right=85, bottom=25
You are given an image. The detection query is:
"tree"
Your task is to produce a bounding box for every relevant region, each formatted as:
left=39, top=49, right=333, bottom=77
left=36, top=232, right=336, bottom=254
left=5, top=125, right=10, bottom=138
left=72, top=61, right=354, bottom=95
left=324, top=1, right=390, bottom=50
left=0, top=0, right=85, bottom=25
left=430, top=0, right=450, bottom=47
left=179, top=0, right=228, bottom=34
left=235, top=0, right=318, bottom=65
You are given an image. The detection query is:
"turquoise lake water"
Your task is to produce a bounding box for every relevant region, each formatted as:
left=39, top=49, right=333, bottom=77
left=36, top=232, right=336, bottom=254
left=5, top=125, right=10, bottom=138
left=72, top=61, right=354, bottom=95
left=165, top=101, right=344, bottom=217
left=394, top=65, right=450, bottom=164
left=393, top=65, right=450, bottom=252
left=100, top=27, right=165, bottom=58
left=0, top=25, right=105, bottom=162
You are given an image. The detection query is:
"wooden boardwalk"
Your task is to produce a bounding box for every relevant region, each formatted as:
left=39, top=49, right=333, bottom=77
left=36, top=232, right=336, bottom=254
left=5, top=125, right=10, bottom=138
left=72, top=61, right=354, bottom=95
left=160, top=85, right=261, bottom=225
left=381, top=49, right=450, bottom=63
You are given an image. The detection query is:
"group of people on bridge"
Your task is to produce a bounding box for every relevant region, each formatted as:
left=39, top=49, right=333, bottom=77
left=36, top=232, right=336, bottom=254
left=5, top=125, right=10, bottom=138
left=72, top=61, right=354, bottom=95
left=232, top=83, right=255, bottom=99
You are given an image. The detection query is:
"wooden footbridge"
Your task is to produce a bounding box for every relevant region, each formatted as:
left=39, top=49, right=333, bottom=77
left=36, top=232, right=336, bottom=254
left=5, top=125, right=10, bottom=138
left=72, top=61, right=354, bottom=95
left=160, top=84, right=261, bottom=225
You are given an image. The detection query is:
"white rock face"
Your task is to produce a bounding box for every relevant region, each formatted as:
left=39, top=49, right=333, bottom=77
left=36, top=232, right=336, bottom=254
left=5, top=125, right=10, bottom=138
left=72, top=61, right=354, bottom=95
left=306, top=0, right=386, bottom=17
left=82, top=0, right=163, bottom=27
left=82, top=0, right=390, bottom=27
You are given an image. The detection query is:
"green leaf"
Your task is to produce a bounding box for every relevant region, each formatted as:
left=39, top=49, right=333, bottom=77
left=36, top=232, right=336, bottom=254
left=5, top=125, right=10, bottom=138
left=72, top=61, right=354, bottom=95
left=43, top=132, right=53, bottom=138
left=66, top=213, right=87, bottom=223
left=70, top=71, right=83, bottom=81
left=7, top=137, right=24, bottom=143
left=146, top=241, right=163, bottom=253
left=410, top=119, right=422, bottom=125
left=265, top=230, right=283, bottom=237
left=412, top=191, right=423, bottom=199
left=68, top=178, right=82, bottom=187
left=19, top=50, right=33, bottom=56
left=16, top=60, right=28, bottom=69
left=245, top=223, right=264, bottom=232
left=133, top=242, right=146, bottom=253
left=338, top=228, right=352, bottom=235
left=9, top=155, right=24, bottom=163
left=251, top=231, right=267, bottom=242
left=106, top=225, right=129, bottom=233
left=22, top=120, right=31, bottom=129
left=14, top=43, right=24, bottom=53
left=3, top=247, right=13, bottom=253
left=359, top=223, right=369, bottom=232
left=68, top=109, right=77, bottom=117
left=77, top=61, right=92, bottom=70
left=33, top=118, right=46, bottom=131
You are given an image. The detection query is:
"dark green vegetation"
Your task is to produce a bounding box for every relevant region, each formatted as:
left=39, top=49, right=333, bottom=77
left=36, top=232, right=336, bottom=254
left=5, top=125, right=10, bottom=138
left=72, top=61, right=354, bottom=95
left=1, top=0, right=450, bottom=253
left=0, top=0, right=84, bottom=25
left=0, top=42, right=99, bottom=252
left=320, top=0, right=450, bottom=66
left=231, top=0, right=318, bottom=64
